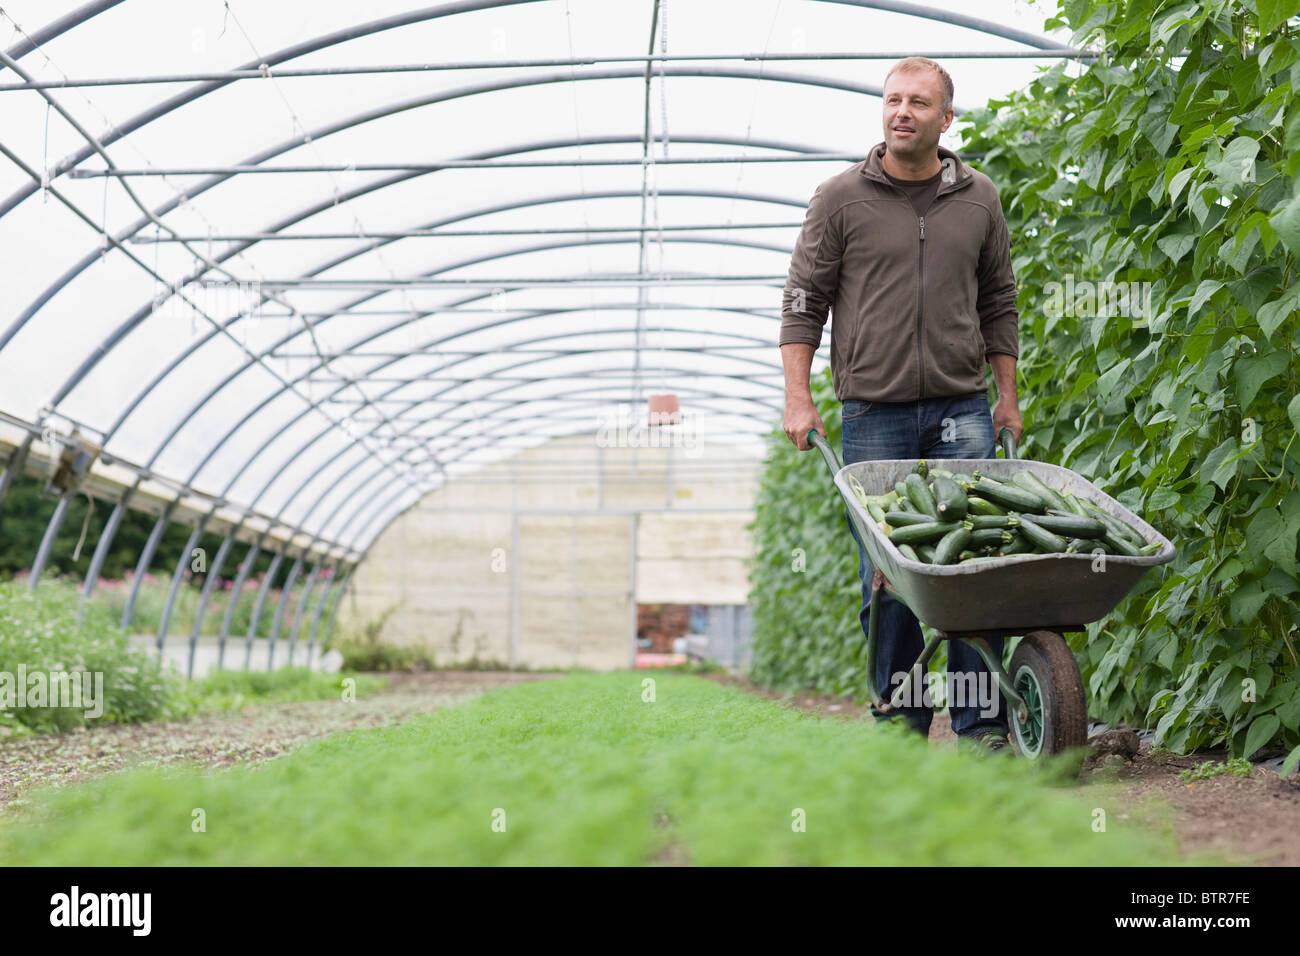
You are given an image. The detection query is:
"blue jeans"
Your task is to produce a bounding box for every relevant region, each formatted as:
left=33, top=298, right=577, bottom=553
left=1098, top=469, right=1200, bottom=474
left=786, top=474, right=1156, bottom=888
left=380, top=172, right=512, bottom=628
left=841, top=392, right=1008, bottom=739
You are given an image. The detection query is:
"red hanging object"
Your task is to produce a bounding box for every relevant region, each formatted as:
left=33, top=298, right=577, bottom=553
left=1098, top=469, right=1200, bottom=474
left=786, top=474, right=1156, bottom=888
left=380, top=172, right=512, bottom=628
left=647, top=393, right=681, bottom=426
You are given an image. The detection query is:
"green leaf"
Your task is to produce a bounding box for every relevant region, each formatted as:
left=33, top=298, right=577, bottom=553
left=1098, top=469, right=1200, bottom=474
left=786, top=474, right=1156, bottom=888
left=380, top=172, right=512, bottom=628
left=1288, top=394, right=1300, bottom=434
left=1187, top=278, right=1223, bottom=317
left=1271, top=194, right=1300, bottom=256
left=1148, top=487, right=1181, bottom=509
left=1235, top=350, right=1290, bottom=410
left=1286, top=106, right=1300, bottom=153
left=1257, top=285, right=1300, bottom=340
left=1201, top=437, right=1241, bottom=490
left=1208, top=136, right=1260, bottom=186
left=1277, top=691, right=1300, bottom=732
left=1242, top=714, right=1280, bottom=759
left=1095, top=357, right=1133, bottom=397
left=1281, top=744, right=1300, bottom=779
left=1258, top=0, right=1300, bottom=35
left=1230, top=580, right=1268, bottom=623
left=1156, top=230, right=1196, bottom=264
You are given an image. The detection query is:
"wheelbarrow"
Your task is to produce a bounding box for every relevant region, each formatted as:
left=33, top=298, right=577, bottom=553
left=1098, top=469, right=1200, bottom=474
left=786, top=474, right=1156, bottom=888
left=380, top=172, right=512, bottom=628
left=808, top=427, right=1176, bottom=758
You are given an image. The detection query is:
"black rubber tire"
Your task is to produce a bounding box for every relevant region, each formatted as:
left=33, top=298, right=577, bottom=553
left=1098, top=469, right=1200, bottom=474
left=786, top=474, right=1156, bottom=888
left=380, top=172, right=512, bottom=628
left=1007, top=630, right=1088, bottom=758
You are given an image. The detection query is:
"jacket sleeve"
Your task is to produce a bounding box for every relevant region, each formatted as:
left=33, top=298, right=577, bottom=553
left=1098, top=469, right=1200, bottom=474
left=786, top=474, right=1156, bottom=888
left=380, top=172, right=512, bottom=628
left=779, top=184, right=843, bottom=347
left=975, top=201, right=1020, bottom=358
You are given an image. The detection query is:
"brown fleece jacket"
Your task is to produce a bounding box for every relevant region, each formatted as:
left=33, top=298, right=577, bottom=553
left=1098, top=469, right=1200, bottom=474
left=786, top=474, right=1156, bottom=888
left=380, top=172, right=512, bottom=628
left=779, top=141, right=1019, bottom=402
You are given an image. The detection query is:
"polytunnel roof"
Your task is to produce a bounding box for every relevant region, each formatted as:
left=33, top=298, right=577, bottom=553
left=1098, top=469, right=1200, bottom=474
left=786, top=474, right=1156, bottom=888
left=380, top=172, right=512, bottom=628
left=0, top=0, right=1079, bottom=561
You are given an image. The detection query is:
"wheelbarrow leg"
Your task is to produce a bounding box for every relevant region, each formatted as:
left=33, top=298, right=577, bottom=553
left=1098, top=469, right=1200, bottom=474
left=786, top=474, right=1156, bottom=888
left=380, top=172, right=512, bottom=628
left=883, top=632, right=942, bottom=713
left=864, top=570, right=885, bottom=710
left=867, top=567, right=942, bottom=715
left=955, top=636, right=1029, bottom=724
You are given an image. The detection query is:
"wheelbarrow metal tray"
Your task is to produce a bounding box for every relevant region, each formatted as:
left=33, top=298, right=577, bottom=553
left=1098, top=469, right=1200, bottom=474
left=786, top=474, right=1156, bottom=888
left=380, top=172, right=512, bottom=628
left=835, top=458, right=1175, bottom=633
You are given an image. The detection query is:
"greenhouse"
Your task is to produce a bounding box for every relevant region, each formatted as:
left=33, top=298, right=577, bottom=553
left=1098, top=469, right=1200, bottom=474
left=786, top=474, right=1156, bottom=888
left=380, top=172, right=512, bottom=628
left=0, top=0, right=1297, bottom=878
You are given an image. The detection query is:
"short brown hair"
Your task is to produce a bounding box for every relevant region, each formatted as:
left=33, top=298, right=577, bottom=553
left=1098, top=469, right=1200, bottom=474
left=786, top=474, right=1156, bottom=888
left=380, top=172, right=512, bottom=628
left=884, top=57, right=954, bottom=114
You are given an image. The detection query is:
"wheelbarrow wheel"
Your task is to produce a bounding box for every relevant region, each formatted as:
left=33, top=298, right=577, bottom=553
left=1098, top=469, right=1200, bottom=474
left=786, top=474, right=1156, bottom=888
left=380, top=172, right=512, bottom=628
left=1007, top=630, right=1087, bottom=758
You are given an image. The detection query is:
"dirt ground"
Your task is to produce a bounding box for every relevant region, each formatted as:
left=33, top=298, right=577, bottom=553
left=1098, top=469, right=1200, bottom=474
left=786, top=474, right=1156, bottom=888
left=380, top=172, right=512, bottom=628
left=703, top=672, right=1300, bottom=867
left=0, top=671, right=558, bottom=812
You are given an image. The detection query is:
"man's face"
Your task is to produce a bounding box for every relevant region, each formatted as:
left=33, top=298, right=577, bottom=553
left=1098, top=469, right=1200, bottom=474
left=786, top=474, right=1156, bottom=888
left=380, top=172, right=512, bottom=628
left=881, top=68, right=952, bottom=160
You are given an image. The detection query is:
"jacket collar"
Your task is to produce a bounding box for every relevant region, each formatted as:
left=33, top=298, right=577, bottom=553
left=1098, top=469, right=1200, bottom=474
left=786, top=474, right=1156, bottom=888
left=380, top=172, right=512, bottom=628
left=860, top=141, right=972, bottom=194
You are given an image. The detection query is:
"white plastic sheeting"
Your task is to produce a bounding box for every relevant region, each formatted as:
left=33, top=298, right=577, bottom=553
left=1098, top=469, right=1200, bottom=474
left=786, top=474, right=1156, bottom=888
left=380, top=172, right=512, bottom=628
left=0, top=0, right=1073, bottom=556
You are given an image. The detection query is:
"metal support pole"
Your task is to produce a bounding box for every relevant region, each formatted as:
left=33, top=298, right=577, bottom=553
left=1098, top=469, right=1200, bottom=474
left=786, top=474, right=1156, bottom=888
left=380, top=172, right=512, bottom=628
left=267, top=556, right=304, bottom=671
left=0, top=436, right=33, bottom=507
left=73, top=152, right=867, bottom=176
left=217, top=535, right=264, bottom=670
left=302, top=561, right=342, bottom=670
left=287, top=560, right=322, bottom=666
left=121, top=505, right=174, bottom=633
left=78, top=491, right=131, bottom=615
left=28, top=492, right=71, bottom=589
left=316, top=566, right=354, bottom=660
left=509, top=513, right=520, bottom=670
left=245, top=546, right=288, bottom=670
left=187, top=533, right=233, bottom=679
left=157, top=522, right=205, bottom=654
left=0, top=48, right=1091, bottom=91
left=628, top=513, right=638, bottom=668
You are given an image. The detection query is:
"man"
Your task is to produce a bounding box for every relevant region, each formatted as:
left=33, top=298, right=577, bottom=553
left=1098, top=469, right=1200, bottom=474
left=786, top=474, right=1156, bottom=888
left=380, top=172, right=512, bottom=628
left=778, top=57, right=1023, bottom=753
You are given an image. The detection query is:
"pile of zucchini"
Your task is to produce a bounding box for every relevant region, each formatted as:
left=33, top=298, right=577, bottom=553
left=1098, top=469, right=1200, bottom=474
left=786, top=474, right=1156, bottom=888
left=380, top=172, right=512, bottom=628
left=848, top=460, right=1162, bottom=566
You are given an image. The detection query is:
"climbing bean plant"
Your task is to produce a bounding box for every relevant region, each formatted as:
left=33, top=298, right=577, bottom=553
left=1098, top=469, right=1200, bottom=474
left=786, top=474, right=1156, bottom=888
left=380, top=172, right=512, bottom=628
left=751, top=0, right=1300, bottom=769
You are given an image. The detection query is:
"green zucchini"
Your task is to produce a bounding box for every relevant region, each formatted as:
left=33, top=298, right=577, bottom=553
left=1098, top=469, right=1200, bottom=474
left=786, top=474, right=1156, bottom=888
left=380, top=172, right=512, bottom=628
left=897, top=498, right=918, bottom=514
left=933, top=526, right=972, bottom=564
left=1030, top=513, right=1106, bottom=538
left=958, top=549, right=981, bottom=562
left=965, top=514, right=1018, bottom=530
left=884, top=511, right=936, bottom=527
left=1010, top=470, right=1069, bottom=512
left=896, top=543, right=921, bottom=562
left=915, top=544, right=937, bottom=563
left=1102, top=532, right=1142, bottom=556
left=969, top=528, right=1014, bottom=548
left=930, top=475, right=968, bottom=520
left=888, top=520, right=962, bottom=545
left=913, top=459, right=929, bottom=478
left=1081, top=501, right=1145, bottom=546
left=1139, top=541, right=1163, bottom=556
left=904, top=473, right=940, bottom=520
left=1060, top=491, right=1090, bottom=518
left=970, top=477, right=1045, bottom=514
left=866, top=501, right=887, bottom=523
left=999, top=535, right=1032, bottom=556
left=965, top=495, right=1006, bottom=517
left=1016, top=516, right=1068, bottom=553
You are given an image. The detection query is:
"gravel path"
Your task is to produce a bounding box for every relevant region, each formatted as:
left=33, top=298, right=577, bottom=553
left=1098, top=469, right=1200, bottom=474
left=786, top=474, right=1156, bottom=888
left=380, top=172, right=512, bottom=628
left=0, top=671, right=559, bottom=812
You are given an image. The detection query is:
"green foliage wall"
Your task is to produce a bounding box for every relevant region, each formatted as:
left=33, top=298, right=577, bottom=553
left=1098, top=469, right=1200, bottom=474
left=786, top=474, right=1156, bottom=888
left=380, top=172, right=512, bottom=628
left=751, top=0, right=1300, bottom=764
left=747, top=370, right=866, bottom=696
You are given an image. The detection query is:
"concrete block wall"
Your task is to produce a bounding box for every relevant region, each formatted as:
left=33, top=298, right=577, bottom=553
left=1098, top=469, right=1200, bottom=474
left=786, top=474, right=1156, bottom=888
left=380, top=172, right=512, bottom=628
left=336, top=429, right=762, bottom=670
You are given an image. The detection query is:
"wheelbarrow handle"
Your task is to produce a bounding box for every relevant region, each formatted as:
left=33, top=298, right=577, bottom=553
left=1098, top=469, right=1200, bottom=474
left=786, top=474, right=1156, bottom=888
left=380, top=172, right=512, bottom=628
left=998, top=427, right=1018, bottom=461
left=807, top=430, right=842, bottom=478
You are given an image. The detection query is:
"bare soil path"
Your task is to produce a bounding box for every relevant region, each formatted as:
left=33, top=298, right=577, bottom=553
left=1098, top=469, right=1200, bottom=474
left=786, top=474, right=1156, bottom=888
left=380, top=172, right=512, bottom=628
left=0, top=672, right=559, bottom=812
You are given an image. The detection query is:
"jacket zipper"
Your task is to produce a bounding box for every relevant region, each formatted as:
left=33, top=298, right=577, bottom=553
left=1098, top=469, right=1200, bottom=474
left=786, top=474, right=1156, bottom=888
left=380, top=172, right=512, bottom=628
left=916, top=215, right=926, bottom=399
